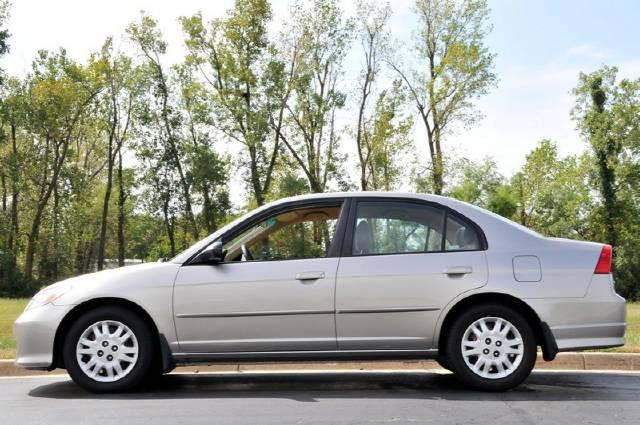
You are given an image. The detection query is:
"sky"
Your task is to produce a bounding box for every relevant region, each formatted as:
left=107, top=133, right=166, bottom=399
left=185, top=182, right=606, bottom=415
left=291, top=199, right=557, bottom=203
left=2, top=0, right=640, bottom=180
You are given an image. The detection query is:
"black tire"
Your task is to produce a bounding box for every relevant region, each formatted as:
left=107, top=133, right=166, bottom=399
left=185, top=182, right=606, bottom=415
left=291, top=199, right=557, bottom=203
left=63, top=306, right=156, bottom=393
left=445, top=304, right=536, bottom=391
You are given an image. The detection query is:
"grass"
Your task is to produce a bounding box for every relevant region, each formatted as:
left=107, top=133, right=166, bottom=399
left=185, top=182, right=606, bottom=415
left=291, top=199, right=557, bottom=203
left=0, top=299, right=639, bottom=359
left=0, top=298, right=28, bottom=359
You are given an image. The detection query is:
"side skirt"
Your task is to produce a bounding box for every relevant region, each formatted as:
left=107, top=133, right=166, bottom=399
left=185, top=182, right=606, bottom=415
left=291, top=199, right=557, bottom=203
left=171, top=349, right=439, bottom=366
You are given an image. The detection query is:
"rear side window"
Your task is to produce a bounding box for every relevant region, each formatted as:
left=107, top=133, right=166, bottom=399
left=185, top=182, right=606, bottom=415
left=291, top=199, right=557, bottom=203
left=352, top=201, right=445, bottom=255
left=444, top=214, right=481, bottom=251
left=351, top=200, right=483, bottom=256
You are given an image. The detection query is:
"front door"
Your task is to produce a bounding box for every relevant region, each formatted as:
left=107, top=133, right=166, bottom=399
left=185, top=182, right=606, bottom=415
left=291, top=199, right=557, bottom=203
left=173, top=201, right=345, bottom=353
left=335, top=199, right=488, bottom=350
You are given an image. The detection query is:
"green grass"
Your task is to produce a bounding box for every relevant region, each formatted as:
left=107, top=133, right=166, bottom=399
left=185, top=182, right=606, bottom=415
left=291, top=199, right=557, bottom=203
left=0, top=299, right=638, bottom=359
left=0, top=298, right=28, bottom=359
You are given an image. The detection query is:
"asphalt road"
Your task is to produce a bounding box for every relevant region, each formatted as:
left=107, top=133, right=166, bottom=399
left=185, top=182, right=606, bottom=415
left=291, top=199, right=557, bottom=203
left=2, top=370, right=640, bottom=425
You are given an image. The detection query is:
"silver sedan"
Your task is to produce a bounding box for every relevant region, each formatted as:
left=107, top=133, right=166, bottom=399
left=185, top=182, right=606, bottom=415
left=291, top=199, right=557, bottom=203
left=14, top=192, right=626, bottom=392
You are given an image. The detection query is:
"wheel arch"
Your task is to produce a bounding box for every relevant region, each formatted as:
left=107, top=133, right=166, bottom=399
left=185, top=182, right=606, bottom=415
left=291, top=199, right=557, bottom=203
left=51, top=297, right=174, bottom=372
left=436, top=292, right=558, bottom=362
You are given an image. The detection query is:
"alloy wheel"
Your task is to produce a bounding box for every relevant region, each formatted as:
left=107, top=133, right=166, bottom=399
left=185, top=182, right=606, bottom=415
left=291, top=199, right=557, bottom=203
left=460, top=316, right=524, bottom=379
left=75, top=320, right=139, bottom=383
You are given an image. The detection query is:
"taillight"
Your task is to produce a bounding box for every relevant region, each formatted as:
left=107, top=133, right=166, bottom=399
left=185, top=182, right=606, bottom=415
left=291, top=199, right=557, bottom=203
left=594, top=244, right=613, bottom=274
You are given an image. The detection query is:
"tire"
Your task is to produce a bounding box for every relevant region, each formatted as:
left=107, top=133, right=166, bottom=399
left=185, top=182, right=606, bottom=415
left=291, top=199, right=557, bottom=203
left=63, top=306, right=156, bottom=393
left=445, top=304, right=536, bottom=391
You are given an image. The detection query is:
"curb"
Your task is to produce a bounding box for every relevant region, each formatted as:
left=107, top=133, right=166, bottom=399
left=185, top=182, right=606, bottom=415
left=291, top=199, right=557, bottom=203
left=2, top=352, right=640, bottom=377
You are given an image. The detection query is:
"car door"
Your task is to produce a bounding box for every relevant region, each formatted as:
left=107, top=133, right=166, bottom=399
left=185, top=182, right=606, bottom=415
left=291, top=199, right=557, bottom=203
left=173, top=199, right=347, bottom=353
left=335, top=198, right=488, bottom=351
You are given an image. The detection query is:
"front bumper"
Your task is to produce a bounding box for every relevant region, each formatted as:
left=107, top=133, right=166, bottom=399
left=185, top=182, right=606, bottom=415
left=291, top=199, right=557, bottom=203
left=526, top=274, right=626, bottom=352
left=13, top=304, right=71, bottom=370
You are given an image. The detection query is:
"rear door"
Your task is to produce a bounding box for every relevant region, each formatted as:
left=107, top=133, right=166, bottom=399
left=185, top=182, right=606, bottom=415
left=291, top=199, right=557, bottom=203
left=335, top=198, right=488, bottom=350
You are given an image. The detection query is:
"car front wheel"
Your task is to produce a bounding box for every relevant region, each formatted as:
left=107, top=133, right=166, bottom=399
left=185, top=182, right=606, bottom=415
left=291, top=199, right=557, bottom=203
left=446, top=304, right=537, bottom=391
left=63, top=306, right=155, bottom=393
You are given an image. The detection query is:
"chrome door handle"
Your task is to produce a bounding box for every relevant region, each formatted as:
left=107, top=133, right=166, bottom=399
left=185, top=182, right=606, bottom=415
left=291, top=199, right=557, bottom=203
left=295, top=271, right=325, bottom=281
left=443, top=266, right=472, bottom=276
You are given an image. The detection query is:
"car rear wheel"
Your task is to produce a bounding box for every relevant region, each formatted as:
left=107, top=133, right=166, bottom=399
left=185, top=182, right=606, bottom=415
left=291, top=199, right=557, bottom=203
left=446, top=304, right=536, bottom=391
left=63, top=306, right=155, bottom=393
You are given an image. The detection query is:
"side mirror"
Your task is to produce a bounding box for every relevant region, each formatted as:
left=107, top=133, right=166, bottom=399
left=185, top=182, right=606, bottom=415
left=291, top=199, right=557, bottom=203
left=192, top=241, right=226, bottom=265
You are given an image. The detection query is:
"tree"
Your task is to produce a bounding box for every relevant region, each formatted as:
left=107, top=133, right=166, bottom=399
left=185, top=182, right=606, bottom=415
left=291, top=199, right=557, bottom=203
left=174, top=64, right=231, bottom=233
left=0, top=0, right=10, bottom=85
left=391, top=0, right=496, bottom=194
left=278, top=0, right=353, bottom=193
left=181, top=0, right=280, bottom=206
left=353, top=0, right=391, bottom=190
left=0, top=78, right=25, bottom=293
left=127, top=14, right=200, bottom=241
left=446, top=156, right=517, bottom=218
left=21, top=50, right=101, bottom=280
left=91, top=39, right=139, bottom=270
left=360, top=83, right=413, bottom=190
left=573, top=66, right=640, bottom=299
left=572, top=66, right=633, bottom=248
left=511, top=140, right=593, bottom=238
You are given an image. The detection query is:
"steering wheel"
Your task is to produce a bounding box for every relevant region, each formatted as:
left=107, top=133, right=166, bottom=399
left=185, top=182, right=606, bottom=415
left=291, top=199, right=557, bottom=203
left=241, top=244, right=254, bottom=261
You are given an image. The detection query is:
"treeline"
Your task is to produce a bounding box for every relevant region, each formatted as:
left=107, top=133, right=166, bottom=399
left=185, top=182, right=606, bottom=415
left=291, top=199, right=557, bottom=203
left=0, top=0, right=639, bottom=299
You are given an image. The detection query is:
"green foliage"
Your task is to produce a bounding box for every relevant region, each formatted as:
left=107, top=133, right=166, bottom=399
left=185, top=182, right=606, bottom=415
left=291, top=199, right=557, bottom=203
left=278, top=0, right=354, bottom=193
left=572, top=67, right=640, bottom=299
left=181, top=0, right=279, bottom=206
left=0, top=4, right=640, bottom=303
left=393, top=0, right=497, bottom=194
left=510, top=140, right=594, bottom=238
left=447, top=157, right=517, bottom=219
left=0, top=0, right=10, bottom=85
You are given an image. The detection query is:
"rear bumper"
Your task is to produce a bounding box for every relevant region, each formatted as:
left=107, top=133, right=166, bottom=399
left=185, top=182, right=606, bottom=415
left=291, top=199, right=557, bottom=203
left=13, top=304, right=70, bottom=370
left=526, top=274, right=626, bottom=352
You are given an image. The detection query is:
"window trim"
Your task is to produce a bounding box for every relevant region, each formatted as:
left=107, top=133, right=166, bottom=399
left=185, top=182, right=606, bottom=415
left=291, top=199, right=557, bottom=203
left=340, top=197, right=488, bottom=258
left=184, top=197, right=351, bottom=265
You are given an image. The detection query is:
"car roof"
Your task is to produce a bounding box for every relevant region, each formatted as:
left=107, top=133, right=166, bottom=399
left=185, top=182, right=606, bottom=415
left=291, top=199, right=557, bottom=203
left=269, top=191, right=457, bottom=206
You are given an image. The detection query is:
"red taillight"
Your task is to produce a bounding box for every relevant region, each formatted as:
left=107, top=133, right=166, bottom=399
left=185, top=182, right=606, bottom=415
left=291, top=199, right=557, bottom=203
left=594, top=244, right=613, bottom=274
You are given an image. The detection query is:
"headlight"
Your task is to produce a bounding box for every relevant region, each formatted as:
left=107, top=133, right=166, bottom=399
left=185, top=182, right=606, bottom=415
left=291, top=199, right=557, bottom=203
left=25, top=285, right=70, bottom=311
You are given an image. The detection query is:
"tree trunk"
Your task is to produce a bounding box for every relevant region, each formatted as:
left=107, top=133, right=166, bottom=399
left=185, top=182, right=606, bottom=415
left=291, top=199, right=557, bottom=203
left=51, top=183, right=60, bottom=280
left=157, top=65, right=199, bottom=239
left=161, top=196, right=176, bottom=257
left=590, top=82, right=619, bottom=248
left=248, top=144, right=265, bottom=206
left=97, top=128, right=116, bottom=271
left=1, top=174, right=6, bottom=213
left=8, top=123, right=19, bottom=267
left=201, top=188, right=215, bottom=233
left=24, top=141, right=69, bottom=280
left=117, top=149, right=126, bottom=267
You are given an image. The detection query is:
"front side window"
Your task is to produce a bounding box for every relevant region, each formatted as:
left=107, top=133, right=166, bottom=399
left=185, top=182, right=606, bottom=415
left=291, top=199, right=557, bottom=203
left=224, top=204, right=342, bottom=262
left=351, top=200, right=483, bottom=256
left=352, top=201, right=445, bottom=255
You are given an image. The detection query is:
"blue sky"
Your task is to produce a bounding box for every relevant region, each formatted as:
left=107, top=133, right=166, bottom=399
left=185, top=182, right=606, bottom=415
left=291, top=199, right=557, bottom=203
left=2, top=0, right=640, bottom=179
left=447, top=0, right=640, bottom=173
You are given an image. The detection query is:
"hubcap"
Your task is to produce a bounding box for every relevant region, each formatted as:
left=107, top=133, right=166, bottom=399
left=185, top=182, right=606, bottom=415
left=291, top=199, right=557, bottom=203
left=461, top=317, right=524, bottom=380
left=76, top=320, right=139, bottom=383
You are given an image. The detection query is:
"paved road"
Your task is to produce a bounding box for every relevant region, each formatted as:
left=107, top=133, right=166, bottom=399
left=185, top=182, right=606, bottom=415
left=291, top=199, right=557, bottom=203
left=2, top=370, right=640, bottom=425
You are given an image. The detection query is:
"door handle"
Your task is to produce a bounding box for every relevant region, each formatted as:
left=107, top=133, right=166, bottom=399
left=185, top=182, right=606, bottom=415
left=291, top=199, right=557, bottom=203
left=295, top=271, right=325, bottom=281
left=443, top=266, right=472, bottom=276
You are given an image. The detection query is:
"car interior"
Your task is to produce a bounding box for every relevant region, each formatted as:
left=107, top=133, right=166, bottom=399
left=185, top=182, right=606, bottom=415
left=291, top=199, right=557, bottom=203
left=224, top=205, right=342, bottom=261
